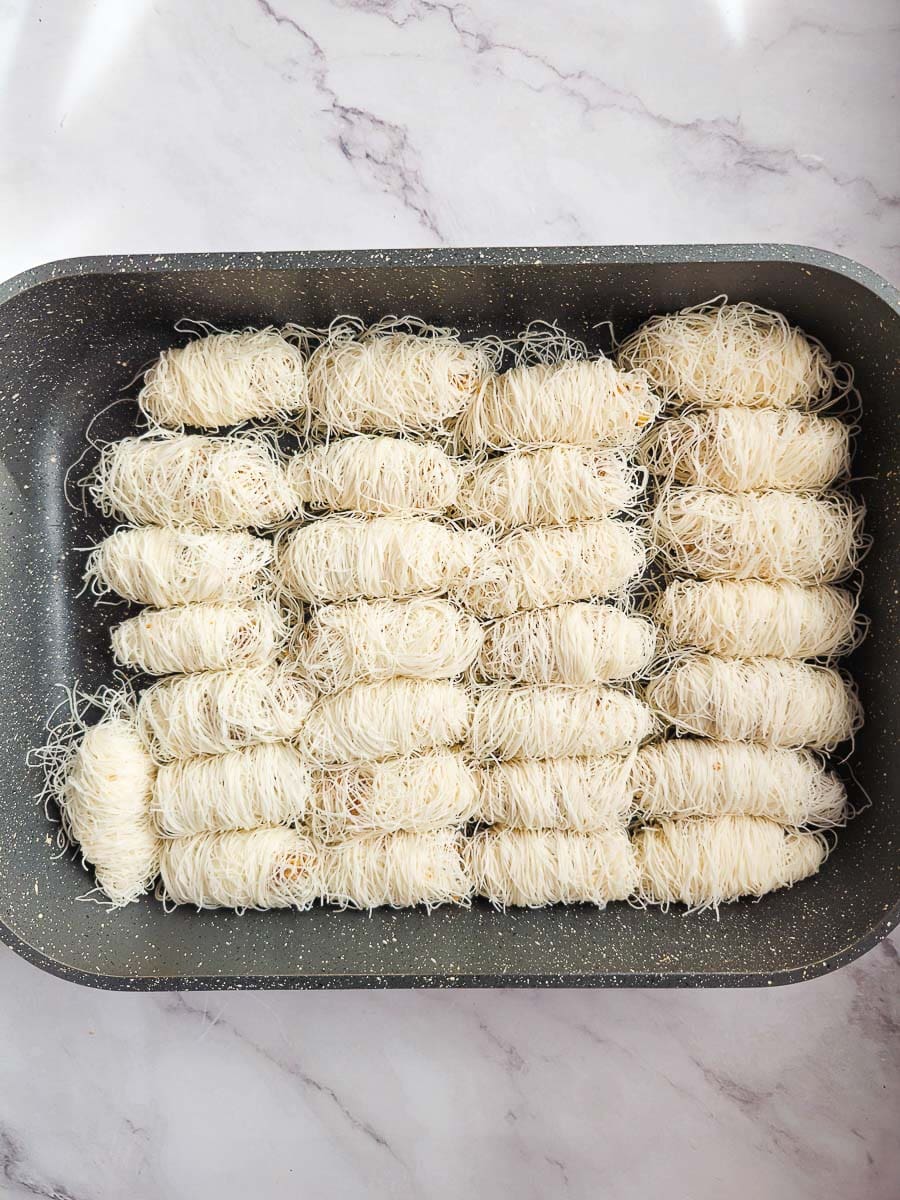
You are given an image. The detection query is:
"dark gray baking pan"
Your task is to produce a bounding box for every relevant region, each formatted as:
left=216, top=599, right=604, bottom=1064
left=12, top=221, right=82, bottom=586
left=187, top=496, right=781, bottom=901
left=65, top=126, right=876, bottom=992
left=0, top=245, right=897, bottom=991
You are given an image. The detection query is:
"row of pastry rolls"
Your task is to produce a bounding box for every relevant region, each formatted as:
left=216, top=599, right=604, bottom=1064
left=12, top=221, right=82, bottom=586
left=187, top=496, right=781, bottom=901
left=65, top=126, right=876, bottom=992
left=619, top=301, right=863, bottom=910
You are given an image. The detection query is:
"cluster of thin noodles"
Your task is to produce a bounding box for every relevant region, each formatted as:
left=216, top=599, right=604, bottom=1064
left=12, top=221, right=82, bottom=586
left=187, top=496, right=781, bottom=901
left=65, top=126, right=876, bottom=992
left=632, top=740, right=847, bottom=828
left=476, top=756, right=634, bottom=831
left=32, top=686, right=160, bottom=907
left=645, top=656, right=862, bottom=750
left=311, top=752, right=478, bottom=838
left=479, top=603, right=656, bottom=685
left=111, top=600, right=287, bottom=675
left=466, top=827, right=638, bottom=908
left=138, top=665, right=313, bottom=761
left=292, top=597, right=483, bottom=692
left=89, top=432, right=297, bottom=529
left=470, top=684, right=653, bottom=761
left=289, top=435, right=460, bottom=515
left=158, top=827, right=321, bottom=910
left=617, top=301, right=844, bottom=410
left=455, top=356, right=659, bottom=452
left=45, top=304, right=868, bottom=916
left=84, top=526, right=273, bottom=607
left=654, top=579, right=860, bottom=659
left=322, top=829, right=471, bottom=910
left=152, top=742, right=311, bottom=837
left=454, top=520, right=645, bottom=619
left=641, top=407, right=850, bottom=491
left=304, top=317, right=500, bottom=435
left=633, top=816, right=828, bottom=910
left=300, top=678, right=471, bottom=766
left=651, top=487, right=864, bottom=583
left=277, top=516, right=487, bottom=604
left=139, top=327, right=307, bottom=429
left=452, top=446, right=642, bottom=530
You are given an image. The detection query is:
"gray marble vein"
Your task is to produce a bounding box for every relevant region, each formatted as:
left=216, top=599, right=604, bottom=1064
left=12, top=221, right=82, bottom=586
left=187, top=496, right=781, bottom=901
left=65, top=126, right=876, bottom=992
left=253, top=0, right=444, bottom=240
left=161, top=992, right=407, bottom=1165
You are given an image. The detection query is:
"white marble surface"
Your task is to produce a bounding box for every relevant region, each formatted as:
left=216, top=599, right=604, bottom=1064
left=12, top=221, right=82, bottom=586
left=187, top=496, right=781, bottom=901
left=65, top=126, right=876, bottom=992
left=1, top=1, right=899, bottom=1196
left=1, top=0, right=899, bottom=283
left=1, top=937, right=898, bottom=1199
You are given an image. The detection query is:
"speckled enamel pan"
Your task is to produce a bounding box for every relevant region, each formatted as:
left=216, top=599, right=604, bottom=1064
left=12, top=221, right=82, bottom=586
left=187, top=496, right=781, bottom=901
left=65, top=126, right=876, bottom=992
left=0, top=246, right=897, bottom=990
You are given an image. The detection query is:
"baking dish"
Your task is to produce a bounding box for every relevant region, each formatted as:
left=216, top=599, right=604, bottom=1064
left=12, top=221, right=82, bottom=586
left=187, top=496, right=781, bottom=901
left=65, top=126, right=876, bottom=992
left=0, top=244, right=896, bottom=989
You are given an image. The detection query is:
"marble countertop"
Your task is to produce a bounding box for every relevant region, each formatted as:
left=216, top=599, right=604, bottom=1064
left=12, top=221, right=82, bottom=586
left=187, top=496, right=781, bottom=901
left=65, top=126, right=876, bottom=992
left=1, top=1, right=898, bottom=1196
